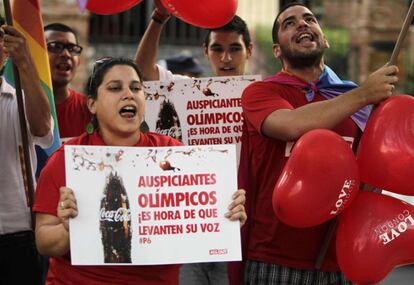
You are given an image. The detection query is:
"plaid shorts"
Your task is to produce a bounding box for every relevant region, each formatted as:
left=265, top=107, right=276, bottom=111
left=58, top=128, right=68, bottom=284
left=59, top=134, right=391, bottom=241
left=245, top=260, right=353, bottom=285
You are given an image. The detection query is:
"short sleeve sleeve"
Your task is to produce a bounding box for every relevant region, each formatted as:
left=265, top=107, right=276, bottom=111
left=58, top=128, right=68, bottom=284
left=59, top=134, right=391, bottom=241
left=33, top=148, right=66, bottom=216
left=242, top=81, right=294, bottom=134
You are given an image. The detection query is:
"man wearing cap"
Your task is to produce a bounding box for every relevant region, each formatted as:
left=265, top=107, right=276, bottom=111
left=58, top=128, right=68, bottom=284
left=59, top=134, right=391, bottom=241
left=158, top=54, right=205, bottom=78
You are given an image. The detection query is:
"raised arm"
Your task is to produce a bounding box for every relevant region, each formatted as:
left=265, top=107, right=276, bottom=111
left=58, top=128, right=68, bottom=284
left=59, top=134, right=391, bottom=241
left=261, top=64, right=399, bottom=141
left=35, top=187, right=78, bottom=256
left=134, top=0, right=170, bottom=81
left=2, top=25, right=51, bottom=137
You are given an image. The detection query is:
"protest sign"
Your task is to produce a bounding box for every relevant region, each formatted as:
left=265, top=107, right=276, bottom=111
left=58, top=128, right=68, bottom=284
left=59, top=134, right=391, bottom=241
left=144, top=75, right=261, bottom=162
left=65, top=144, right=240, bottom=265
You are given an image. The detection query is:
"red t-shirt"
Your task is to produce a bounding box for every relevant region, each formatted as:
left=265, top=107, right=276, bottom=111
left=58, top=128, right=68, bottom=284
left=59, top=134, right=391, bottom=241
left=34, top=131, right=182, bottom=285
left=55, top=89, right=91, bottom=140
left=239, top=80, right=361, bottom=272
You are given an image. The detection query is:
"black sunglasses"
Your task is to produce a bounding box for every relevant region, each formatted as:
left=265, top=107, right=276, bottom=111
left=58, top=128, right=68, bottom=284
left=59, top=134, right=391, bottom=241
left=47, top=41, right=83, bottom=56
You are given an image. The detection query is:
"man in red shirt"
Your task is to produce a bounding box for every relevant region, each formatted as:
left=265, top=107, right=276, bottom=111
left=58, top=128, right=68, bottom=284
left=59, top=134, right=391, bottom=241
left=239, top=2, right=399, bottom=284
left=45, top=23, right=91, bottom=141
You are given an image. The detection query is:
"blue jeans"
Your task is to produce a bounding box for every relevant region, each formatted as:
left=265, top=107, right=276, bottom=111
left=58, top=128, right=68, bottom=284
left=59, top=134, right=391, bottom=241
left=180, top=262, right=229, bottom=285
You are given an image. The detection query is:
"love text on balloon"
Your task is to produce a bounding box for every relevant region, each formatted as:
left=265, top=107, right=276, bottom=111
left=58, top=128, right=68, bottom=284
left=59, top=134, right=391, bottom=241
left=376, top=210, right=414, bottom=245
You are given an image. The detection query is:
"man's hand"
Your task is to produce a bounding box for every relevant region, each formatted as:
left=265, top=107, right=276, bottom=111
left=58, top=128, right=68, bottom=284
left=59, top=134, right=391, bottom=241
left=358, top=64, right=399, bottom=105
left=1, top=25, right=32, bottom=69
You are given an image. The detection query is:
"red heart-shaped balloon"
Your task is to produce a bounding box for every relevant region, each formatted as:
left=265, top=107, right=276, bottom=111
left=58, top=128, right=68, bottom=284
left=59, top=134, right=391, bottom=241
left=337, top=191, right=414, bottom=284
left=160, top=0, right=237, bottom=28
left=357, top=95, right=414, bottom=195
left=273, top=129, right=360, bottom=228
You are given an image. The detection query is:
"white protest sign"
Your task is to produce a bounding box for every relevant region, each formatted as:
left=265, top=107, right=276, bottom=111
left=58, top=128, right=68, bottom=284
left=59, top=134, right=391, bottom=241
left=144, top=75, right=261, bottom=163
left=65, top=144, right=240, bottom=265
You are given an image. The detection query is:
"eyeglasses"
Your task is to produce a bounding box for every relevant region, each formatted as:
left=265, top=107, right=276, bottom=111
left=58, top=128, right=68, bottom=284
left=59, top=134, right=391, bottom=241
left=47, top=41, right=83, bottom=56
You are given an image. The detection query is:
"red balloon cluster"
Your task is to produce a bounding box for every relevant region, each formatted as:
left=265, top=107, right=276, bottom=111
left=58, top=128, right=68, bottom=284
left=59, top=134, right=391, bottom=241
left=337, top=191, right=414, bottom=284
left=337, top=94, right=414, bottom=283
left=160, top=0, right=238, bottom=28
left=273, top=129, right=359, bottom=228
left=84, top=0, right=237, bottom=27
left=357, top=95, right=414, bottom=196
left=86, top=0, right=143, bottom=15
left=272, top=94, right=414, bottom=284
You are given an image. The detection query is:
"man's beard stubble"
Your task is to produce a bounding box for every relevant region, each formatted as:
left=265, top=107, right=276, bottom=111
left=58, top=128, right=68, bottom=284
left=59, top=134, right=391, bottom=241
left=280, top=44, right=325, bottom=69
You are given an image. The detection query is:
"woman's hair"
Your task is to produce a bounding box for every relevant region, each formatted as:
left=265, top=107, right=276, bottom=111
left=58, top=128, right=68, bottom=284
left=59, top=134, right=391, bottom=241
left=87, top=57, right=144, bottom=130
left=87, top=57, right=144, bottom=100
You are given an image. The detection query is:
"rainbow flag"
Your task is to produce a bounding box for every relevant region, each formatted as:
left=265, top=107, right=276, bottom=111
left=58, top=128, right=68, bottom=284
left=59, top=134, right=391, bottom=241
left=4, top=0, right=60, bottom=156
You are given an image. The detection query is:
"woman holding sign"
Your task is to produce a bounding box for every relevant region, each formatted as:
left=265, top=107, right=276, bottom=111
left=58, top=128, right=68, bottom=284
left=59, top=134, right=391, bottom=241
left=33, top=57, right=247, bottom=285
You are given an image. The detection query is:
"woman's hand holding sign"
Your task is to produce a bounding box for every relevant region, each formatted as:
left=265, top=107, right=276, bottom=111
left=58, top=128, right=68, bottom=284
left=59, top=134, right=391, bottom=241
left=225, top=189, right=247, bottom=227
left=57, top=186, right=78, bottom=232
left=35, top=186, right=78, bottom=257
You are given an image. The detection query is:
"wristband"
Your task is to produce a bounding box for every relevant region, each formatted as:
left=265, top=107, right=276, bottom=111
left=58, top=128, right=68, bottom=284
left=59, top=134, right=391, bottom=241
left=152, top=9, right=170, bottom=25
left=152, top=15, right=166, bottom=24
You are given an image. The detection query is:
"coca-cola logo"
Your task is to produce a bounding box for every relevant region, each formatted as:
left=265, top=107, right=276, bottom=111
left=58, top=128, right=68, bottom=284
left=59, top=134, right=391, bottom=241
left=100, top=208, right=131, bottom=222
left=156, top=127, right=181, bottom=138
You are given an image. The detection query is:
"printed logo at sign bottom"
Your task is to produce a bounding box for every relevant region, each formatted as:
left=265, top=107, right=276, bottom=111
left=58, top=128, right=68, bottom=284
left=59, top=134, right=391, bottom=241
left=209, top=249, right=228, bottom=255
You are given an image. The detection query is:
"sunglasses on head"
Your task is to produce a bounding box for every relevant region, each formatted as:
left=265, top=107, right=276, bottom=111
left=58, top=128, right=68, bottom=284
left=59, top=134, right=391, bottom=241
left=90, top=57, right=115, bottom=79
left=88, top=57, right=115, bottom=94
left=93, top=57, right=113, bottom=71
left=47, top=41, right=83, bottom=56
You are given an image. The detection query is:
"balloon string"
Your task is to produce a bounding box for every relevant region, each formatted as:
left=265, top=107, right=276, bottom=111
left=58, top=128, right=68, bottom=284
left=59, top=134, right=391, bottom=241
left=314, top=218, right=337, bottom=270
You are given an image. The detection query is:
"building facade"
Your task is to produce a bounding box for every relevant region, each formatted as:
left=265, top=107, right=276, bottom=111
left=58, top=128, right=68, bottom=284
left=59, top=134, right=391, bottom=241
left=40, top=0, right=414, bottom=91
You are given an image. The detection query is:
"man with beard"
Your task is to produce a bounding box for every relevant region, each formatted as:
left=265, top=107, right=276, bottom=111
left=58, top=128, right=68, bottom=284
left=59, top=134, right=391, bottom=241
left=239, top=2, right=398, bottom=284
left=45, top=23, right=91, bottom=141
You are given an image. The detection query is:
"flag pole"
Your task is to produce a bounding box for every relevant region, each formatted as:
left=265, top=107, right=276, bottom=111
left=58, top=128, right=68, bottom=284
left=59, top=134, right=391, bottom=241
left=3, top=0, right=36, bottom=229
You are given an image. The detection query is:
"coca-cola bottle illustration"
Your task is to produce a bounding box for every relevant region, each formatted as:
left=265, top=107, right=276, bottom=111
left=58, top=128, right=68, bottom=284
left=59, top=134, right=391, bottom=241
left=156, top=100, right=182, bottom=141
left=100, top=172, right=132, bottom=263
